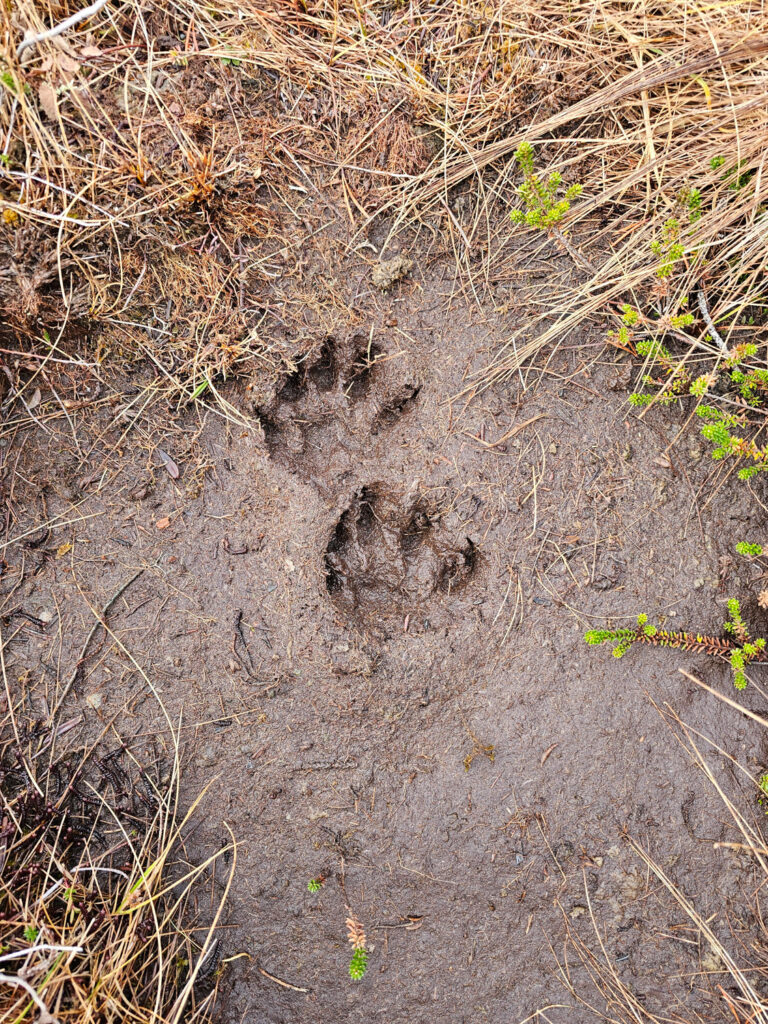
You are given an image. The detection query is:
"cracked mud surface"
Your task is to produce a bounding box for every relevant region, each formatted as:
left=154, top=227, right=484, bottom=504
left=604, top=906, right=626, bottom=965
left=4, top=248, right=768, bottom=1024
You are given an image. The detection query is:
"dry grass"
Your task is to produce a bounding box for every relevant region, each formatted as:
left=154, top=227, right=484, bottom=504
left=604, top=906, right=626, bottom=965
left=0, top=667, right=234, bottom=1024
left=1, top=0, right=766, bottom=409
left=3, top=5, right=768, bottom=1021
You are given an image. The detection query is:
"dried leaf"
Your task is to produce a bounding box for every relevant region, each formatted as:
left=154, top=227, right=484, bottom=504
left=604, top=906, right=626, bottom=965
left=27, top=387, right=42, bottom=410
left=57, top=54, right=81, bottom=74
left=38, top=83, right=58, bottom=120
left=156, top=448, right=179, bottom=479
left=56, top=542, right=73, bottom=558
left=156, top=517, right=171, bottom=530
left=540, top=743, right=558, bottom=765
left=345, top=916, right=367, bottom=950
left=759, top=590, right=768, bottom=610
left=80, top=45, right=102, bottom=57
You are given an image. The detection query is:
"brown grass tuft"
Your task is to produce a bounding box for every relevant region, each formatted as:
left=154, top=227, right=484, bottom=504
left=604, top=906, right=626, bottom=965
left=2, top=1, right=767, bottom=406
left=0, top=673, right=234, bottom=1024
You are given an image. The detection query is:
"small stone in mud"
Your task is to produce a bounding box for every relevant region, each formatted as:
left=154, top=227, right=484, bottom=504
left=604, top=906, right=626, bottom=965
left=199, top=743, right=218, bottom=767
left=372, top=255, right=413, bottom=291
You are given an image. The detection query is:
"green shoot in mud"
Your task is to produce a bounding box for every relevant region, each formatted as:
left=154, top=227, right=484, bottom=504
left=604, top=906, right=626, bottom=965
left=585, top=605, right=767, bottom=690
left=736, top=542, right=763, bottom=557
left=696, top=404, right=768, bottom=479
left=509, top=142, right=582, bottom=230
left=346, top=914, right=368, bottom=981
left=307, top=878, right=323, bottom=892
left=758, top=772, right=768, bottom=813
left=609, top=182, right=768, bottom=484
left=349, top=948, right=368, bottom=980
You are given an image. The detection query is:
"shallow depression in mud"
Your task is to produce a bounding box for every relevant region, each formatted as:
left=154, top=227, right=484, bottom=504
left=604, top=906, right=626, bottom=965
left=254, top=333, right=420, bottom=482
left=323, top=484, right=478, bottom=619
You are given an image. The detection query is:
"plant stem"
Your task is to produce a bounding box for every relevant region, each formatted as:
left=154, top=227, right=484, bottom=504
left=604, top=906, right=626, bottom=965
left=551, top=226, right=597, bottom=274
left=696, top=286, right=728, bottom=354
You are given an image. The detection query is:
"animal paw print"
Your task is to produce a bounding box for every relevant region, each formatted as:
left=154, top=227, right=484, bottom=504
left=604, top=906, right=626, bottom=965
left=324, top=485, right=477, bottom=621
left=255, top=335, right=420, bottom=483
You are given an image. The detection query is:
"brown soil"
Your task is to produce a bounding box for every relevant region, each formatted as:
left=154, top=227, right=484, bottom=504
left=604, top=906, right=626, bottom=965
left=3, top=243, right=767, bottom=1023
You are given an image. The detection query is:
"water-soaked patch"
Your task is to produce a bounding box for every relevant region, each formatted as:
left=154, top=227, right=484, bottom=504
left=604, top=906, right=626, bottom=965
left=255, top=334, right=419, bottom=483
left=323, top=484, right=477, bottom=619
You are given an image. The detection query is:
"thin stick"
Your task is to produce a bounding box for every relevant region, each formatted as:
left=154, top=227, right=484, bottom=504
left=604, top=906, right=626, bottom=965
left=713, top=841, right=768, bottom=855
left=17, top=0, right=111, bottom=60
left=551, top=226, right=597, bottom=274
left=54, top=569, right=144, bottom=715
left=0, top=972, right=58, bottom=1019
left=696, top=286, right=728, bottom=353
left=258, top=966, right=310, bottom=993
left=679, top=668, right=768, bottom=728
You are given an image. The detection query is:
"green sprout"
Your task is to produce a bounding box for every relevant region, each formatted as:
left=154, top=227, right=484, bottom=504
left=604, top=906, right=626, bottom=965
left=650, top=218, right=685, bottom=278
left=736, top=542, right=763, bottom=558
left=697, top=405, right=768, bottom=479
left=307, top=878, right=323, bottom=893
left=758, top=773, right=768, bottom=813
left=585, top=606, right=766, bottom=690
left=509, top=142, right=582, bottom=230
left=349, top=948, right=368, bottom=980
left=711, top=155, right=753, bottom=191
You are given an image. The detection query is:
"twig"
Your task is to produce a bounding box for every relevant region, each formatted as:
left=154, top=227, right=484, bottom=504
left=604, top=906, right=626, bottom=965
left=551, top=226, right=597, bottom=274
left=713, top=841, right=768, bottom=855
left=0, top=971, right=58, bottom=1021
left=54, top=569, right=144, bottom=715
left=258, top=966, right=310, bottom=993
left=470, top=413, right=546, bottom=450
left=696, top=286, right=728, bottom=353
left=17, top=0, right=111, bottom=60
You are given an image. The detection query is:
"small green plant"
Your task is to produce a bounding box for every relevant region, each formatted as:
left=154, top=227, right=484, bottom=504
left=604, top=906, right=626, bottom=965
left=650, top=218, right=685, bottom=279
left=736, top=542, right=763, bottom=557
left=696, top=404, right=768, bottom=479
left=626, top=334, right=698, bottom=406
left=23, top=925, right=39, bottom=943
left=679, top=186, right=702, bottom=223
left=710, top=155, right=754, bottom=192
left=346, top=915, right=368, bottom=981
left=349, top=948, right=368, bottom=980
left=0, top=68, right=30, bottom=96
left=758, top=772, right=768, bottom=813
left=585, top=605, right=767, bottom=690
left=624, top=328, right=768, bottom=478
left=307, top=878, right=323, bottom=892
left=509, top=142, right=582, bottom=230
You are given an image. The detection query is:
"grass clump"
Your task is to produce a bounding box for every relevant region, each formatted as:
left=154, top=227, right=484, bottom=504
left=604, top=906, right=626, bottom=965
left=0, top=697, right=233, bottom=1024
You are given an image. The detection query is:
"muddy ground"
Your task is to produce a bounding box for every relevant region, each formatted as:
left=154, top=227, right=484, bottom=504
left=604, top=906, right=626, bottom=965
left=3, top=235, right=768, bottom=1023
